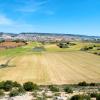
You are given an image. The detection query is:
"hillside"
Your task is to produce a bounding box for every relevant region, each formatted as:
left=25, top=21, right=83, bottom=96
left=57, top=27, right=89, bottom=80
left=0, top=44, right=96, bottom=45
left=0, top=42, right=100, bottom=85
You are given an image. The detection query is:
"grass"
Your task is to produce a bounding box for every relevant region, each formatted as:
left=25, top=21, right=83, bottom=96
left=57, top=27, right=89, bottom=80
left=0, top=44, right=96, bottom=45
left=44, top=42, right=100, bottom=52
left=0, top=41, right=100, bottom=56
left=0, top=42, right=43, bottom=57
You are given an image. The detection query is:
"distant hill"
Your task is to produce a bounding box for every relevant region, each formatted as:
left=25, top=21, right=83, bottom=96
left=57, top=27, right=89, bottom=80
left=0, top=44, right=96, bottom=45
left=0, top=32, right=100, bottom=41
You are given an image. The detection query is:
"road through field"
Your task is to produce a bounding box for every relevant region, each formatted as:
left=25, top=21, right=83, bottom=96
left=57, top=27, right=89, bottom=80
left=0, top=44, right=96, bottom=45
left=0, top=51, right=100, bottom=85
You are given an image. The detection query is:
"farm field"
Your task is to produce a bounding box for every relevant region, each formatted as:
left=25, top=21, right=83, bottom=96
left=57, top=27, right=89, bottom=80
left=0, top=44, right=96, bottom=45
left=0, top=50, right=100, bottom=85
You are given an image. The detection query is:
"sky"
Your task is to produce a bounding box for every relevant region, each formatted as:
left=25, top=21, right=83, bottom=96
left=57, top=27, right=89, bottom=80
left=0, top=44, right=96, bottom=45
left=0, top=0, right=100, bottom=36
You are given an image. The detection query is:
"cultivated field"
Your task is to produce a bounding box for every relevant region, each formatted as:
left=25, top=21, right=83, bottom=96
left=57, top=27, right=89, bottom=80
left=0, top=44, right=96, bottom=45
left=0, top=41, right=26, bottom=48
left=0, top=49, right=100, bottom=85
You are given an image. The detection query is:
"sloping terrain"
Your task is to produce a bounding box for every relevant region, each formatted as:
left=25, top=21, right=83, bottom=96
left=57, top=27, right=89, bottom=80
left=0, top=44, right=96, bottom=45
left=0, top=51, right=100, bottom=85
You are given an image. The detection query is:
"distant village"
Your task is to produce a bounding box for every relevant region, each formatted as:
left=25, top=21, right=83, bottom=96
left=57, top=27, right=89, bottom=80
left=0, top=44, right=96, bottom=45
left=0, top=32, right=99, bottom=42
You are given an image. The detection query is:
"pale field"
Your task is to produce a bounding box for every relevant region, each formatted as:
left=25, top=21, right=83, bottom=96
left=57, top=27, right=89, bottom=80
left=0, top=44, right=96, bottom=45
left=0, top=51, right=100, bottom=85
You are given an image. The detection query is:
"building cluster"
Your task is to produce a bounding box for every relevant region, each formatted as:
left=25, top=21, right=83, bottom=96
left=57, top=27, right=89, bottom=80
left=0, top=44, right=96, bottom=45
left=0, top=33, right=80, bottom=42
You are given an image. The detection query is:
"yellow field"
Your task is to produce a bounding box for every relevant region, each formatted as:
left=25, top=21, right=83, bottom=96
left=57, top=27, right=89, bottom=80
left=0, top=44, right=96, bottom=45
left=0, top=51, right=100, bottom=85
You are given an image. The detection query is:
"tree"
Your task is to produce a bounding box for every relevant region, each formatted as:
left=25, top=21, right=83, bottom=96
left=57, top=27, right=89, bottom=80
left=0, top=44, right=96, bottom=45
left=90, top=82, right=96, bottom=86
left=23, top=82, right=38, bottom=91
left=57, top=42, right=68, bottom=48
left=78, top=81, right=88, bottom=86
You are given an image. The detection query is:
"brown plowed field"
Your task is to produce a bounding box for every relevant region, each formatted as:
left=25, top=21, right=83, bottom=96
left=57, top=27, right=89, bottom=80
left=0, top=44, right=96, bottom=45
left=0, top=51, right=100, bottom=85
left=0, top=42, right=25, bottom=49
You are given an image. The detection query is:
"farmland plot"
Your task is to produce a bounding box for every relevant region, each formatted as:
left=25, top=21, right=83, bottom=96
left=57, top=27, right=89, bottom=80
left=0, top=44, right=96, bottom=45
left=0, top=51, right=100, bottom=85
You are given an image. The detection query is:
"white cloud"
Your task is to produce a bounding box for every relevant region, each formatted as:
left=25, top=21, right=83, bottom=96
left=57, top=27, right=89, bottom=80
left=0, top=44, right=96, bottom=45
left=0, top=13, right=35, bottom=32
left=16, top=0, right=49, bottom=13
left=0, top=15, right=14, bottom=25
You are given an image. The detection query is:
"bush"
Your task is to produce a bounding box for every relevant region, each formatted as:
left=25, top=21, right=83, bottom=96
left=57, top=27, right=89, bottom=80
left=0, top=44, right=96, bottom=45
left=93, top=52, right=98, bottom=54
left=0, top=90, right=5, bottom=97
left=32, top=91, right=38, bottom=97
left=78, top=81, right=88, bottom=86
left=48, top=85, right=59, bottom=92
left=3, top=80, right=13, bottom=91
left=0, top=81, right=5, bottom=89
left=90, top=82, right=96, bottom=86
left=88, top=46, right=93, bottom=49
left=9, top=89, right=19, bottom=97
left=80, top=46, right=93, bottom=51
left=57, top=42, right=68, bottom=48
left=90, top=92, right=97, bottom=97
left=13, top=81, right=21, bottom=87
left=96, top=94, right=100, bottom=100
left=71, top=95, right=90, bottom=100
left=64, top=87, right=73, bottom=93
left=70, top=95, right=81, bottom=100
left=18, top=87, right=25, bottom=95
left=37, top=96, right=46, bottom=100
left=23, top=82, right=38, bottom=91
left=80, top=46, right=89, bottom=51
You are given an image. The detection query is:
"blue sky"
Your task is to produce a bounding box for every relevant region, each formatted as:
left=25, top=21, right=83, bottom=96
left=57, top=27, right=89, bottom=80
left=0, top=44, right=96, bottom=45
left=0, top=0, right=100, bottom=36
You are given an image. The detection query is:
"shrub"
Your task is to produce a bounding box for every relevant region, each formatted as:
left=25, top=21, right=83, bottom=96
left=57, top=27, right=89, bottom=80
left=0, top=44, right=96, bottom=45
left=32, top=91, right=38, bottom=97
left=54, top=92, right=60, bottom=96
left=78, top=81, right=88, bottom=86
left=70, top=95, right=81, bottom=100
left=57, top=42, right=68, bottom=48
left=0, top=81, right=5, bottom=89
left=69, top=43, right=76, bottom=46
left=88, top=46, right=93, bottom=49
left=23, top=82, right=38, bottom=91
left=48, top=85, right=59, bottom=92
left=13, top=81, right=21, bottom=87
left=0, top=90, right=5, bottom=97
left=96, top=94, right=100, bottom=100
left=64, top=87, right=73, bottom=93
left=3, top=80, right=13, bottom=91
left=90, top=82, right=96, bottom=86
left=80, top=46, right=89, bottom=51
left=9, top=89, right=19, bottom=97
left=93, top=52, right=98, bottom=54
left=71, top=95, right=90, bottom=100
left=37, top=96, right=44, bottom=100
left=18, top=87, right=25, bottom=95
left=90, top=92, right=97, bottom=97
left=83, top=95, right=91, bottom=100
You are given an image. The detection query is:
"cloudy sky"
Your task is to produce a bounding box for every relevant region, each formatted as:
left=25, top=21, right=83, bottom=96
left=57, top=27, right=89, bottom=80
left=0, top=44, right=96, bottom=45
left=0, top=0, right=100, bottom=36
